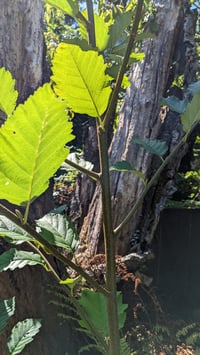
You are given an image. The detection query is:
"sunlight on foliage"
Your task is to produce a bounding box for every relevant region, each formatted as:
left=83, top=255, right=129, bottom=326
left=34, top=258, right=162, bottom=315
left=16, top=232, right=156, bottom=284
left=52, top=43, right=112, bottom=117
left=79, top=12, right=110, bottom=51
left=0, top=83, right=74, bottom=205
left=42, top=0, right=79, bottom=18
left=0, top=68, right=18, bottom=116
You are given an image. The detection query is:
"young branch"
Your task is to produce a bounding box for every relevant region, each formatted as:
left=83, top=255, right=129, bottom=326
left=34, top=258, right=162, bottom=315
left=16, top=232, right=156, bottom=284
left=65, top=158, right=100, bottom=181
left=114, top=139, right=184, bottom=235
left=98, top=125, right=121, bottom=355
left=86, top=0, right=96, bottom=47
left=0, top=204, right=108, bottom=296
left=103, top=0, right=144, bottom=130
left=28, top=241, right=61, bottom=281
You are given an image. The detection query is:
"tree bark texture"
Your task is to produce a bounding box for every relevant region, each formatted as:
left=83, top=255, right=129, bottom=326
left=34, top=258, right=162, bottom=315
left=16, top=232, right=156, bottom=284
left=78, top=0, right=198, bottom=258
left=0, top=2, right=69, bottom=354
left=0, top=0, right=45, bottom=104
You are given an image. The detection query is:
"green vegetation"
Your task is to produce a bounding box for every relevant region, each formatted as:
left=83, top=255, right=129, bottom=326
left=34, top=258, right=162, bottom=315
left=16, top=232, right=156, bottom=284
left=0, top=0, right=200, bottom=354
left=0, top=297, right=41, bottom=355
left=167, top=135, right=200, bottom=208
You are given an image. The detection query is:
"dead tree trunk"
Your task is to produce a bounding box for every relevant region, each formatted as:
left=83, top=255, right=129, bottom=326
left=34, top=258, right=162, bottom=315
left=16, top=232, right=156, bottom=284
left=0, top=0, right=45, bottom=103
left=78, top=0, right=198, bottom=257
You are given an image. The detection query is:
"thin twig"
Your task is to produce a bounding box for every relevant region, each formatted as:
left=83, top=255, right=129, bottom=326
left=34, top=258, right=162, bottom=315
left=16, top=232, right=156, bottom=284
left=65, top=158, right=100, bottom=181
left=27, top=241, right=61, bottom=282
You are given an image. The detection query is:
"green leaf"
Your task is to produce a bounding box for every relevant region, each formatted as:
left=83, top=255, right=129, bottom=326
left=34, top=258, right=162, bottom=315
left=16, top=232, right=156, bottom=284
left=110, top=161, right=145, bottom=181
left=161, top=96, right=187, bottom=114
left=111, top=35, right=129, bottom=56
left=79, top=14, right=109, bottom=52
left=188, top=80, right=200, bottom=95
left=0, top=297, right=15, bottom=335
left=36, top=213, right=79, bottom=253
left=0, top=216, right=34, bottom=244
left=108, top=11, right=132, bottom=51
left=129, top=52, right=145, bottom=62
left=42, top=0, right=79, bottom=18
left=60, top=275, right=82, bottom=287
left=136, top=32, right=156, bottom=41
left=0, top=83, right=74, bottom=205
left=95, top=14, right=110, bottom=52
left=106, top=63, right=121, bottom=79
left=181, top=92, right=200, bottom=134
left=110, top=160, right=134, bottom=172
left=0, top=248, right=46, bottom=271
left=0, top=68, right=18, bottom=116
left=51, top=43, right=112, bottom=117
left=62, top=38, right=93, bottom=52
left=7, top=318, right=42, bottom=355
left=78, top=290, right=127, bottom=338
left=132, top=137, right=168, bottom=156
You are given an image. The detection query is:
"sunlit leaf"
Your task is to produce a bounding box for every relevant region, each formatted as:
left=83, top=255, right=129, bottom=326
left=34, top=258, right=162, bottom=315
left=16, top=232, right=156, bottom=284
left=129, top=52, right=145, bottom=62
left=132, top=137, right=168, bottom=156
left=0, top=248, right=46, bottom=271
left=36, top=213, right=79, bottom=252
left=62, top=38, right=92, bottom=52
left=0, top=83, right=74, bottom=205
left=42, top=0, right=79, bottom=18
left=0, top=68, right=18, bottom=116
left=7, top=318, right=42, bottom=355
left=60, top=275, right=82, bottom=287
left=79, top=12, right=109, bottom=51
left=94, top=14, right=110, bottom=52
left=0, top=297, right=15, bottom=335
left=181, top=92, right=200, bottom=135
left=52, top=43, right=112, bottom=117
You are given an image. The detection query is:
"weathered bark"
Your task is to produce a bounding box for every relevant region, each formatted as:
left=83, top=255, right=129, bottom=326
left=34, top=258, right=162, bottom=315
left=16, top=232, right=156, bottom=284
left=0, top=0, right=45, bottom=104
left=78, top=0, right=198, bottom=258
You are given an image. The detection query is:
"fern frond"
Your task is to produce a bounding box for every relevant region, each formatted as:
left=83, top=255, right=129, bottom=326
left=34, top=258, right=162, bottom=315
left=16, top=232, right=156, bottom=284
left=120, top=337, right=133, bottom=355
left=78, top=343, right=102, bottom=354
left=57, top=314, right=79, bottom=322
left=49, top=300, right=76, bottom=314
left=176, top=323, right=197, bottom=339
left=186, top=332, right=200, bottom=346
